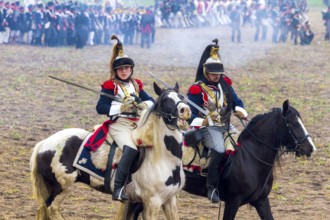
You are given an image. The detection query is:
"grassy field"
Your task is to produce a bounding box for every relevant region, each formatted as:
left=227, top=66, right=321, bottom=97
left=0, top=6, right=329, bottom=220
left=308, top=0, right=326, bottom=8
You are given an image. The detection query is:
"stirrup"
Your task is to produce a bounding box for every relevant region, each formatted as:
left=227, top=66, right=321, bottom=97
left=208, top=188, right=220, bottom=203
left=112, top=187, right=127, bottom=202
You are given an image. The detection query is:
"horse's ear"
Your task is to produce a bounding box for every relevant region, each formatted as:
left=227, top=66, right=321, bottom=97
left=174, top=82, right=179, bottom=93
left=153, top=82, right=162, bottom=96
left=282, top=100, right=290, bottom=116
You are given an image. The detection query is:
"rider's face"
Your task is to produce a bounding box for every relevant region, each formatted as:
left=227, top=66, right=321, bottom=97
left=207, top=73, right=221, bottom=83
left=116, top=66, right=132, bottom=81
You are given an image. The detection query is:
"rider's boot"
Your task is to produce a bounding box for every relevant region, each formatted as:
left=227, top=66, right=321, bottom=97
left=112, top=145, right=138, bottom=202
left=206, top=149, right=224, bottom=203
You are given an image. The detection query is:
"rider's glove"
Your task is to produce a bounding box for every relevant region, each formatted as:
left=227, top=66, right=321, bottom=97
left=136, top=102, right=148, bottom=116
left=120, top=97, right=137, bottom=114
left=202, top=111, right=220, bottom=126
left=137, top=102, right=148, bottom=111
left=234, top=107, right=248, bottom=120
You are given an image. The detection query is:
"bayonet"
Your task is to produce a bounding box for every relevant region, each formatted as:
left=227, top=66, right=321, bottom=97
left=48, top=76, right=123, bottom=103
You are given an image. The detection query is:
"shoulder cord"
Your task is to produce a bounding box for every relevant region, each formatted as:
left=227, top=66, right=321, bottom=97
left=115, top=78, right=139, bottom=101
left=199, top=81, right=229, bottom=111
left=199, top=81, right=217, bottom=107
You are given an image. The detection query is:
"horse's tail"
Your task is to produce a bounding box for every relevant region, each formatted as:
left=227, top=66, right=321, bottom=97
left=30, top=140, right=50, bottom=219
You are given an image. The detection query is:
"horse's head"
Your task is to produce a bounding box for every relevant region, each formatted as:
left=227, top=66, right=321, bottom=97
left=282, top=100, right=316, bottom=157
left=153, top=82, right=191, bottom=129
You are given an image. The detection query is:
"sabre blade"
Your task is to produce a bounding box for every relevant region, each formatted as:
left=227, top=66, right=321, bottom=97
left=147, top=71, right=208, bottom=116
left=48, top=76, right=123, bottom=102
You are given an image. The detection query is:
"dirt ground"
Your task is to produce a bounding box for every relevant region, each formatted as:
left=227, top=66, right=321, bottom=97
left=0, top=7, right=329, bottom=220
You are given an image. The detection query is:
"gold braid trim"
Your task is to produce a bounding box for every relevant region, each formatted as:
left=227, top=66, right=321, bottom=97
left=130, top=78, right=140, bottom=98
left=199, top=82, right=224, bottom=109
left=199, top=82, right=216, bottom=103
left=115, top=79, right=139, bottom=101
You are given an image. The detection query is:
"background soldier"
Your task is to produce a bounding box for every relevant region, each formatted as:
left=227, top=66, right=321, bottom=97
left=122, top=9, right=136, bottom=45
left=229, top=5, right=241, bottom=43
left=6, top=2, right=20, bottom=44
left=254, top=3, right=268, bottom=42
left=300, top=20, right=314, bottom=45
left=44, top=1, right=57, bottom=47
left=2, top=1, right=10, bottom=44
left=55, top=5, right=66, bottom=46
left=279, top=6, right=291, bottom=42
left=74, top=5, right=89, bottom=49
left=25, top=4, right=33, bottom=44
left=87, top=5, right=95, bottom=46
left=140, top=6, right=154, bottom=48
left=242, top=0, right=252, bottom=27
left=103, top=5, right=113, bottom=45
left=322, top=6, right=330, bottom=40
left=270, top=5, right=280, bottom=43
left=17, top=6, right=27, bottom=43
left=0, top=0, right=5, bottom=44
left=32, top=3, right=44, bottom=46
left=65, top=5, right=75, bottom=46
left=290, top=10, right=301, bottom=45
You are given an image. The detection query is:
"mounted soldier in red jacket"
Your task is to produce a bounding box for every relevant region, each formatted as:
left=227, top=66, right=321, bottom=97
left=96, top=35, right=154, bottom=202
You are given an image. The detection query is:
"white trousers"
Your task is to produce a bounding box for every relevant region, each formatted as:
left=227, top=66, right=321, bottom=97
left=87, top=31, right=94, bottom=45
left=0, top=31, right=5, bottom=44
left=109, top=118, right=138, bottom=151
left=2, top=27, right=10, bottom=43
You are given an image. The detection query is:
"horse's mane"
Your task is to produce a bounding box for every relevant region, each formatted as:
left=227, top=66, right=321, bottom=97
left=138, top=87, right=174, bottom=127
left=244, top=105, right=300, bottom=131
left=239, top=108, right=282, bottom=141
left=238, top=107, right=289, bottom=171
left=133, top=88, right=177, bottom=162
left=243, top=108, right=281, bottom=131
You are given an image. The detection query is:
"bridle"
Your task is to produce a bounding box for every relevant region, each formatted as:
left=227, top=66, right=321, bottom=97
left=282, top=109, right=311, bottom=154
left=238, top=108, right=311, bottom=201
left=153, top=90, right=186, bottom=130
left=241, top=108, right=310, bottom=166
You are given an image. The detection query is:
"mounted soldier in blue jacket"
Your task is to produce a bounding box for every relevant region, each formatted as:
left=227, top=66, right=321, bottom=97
left=187, top=39, right=248, bottom=203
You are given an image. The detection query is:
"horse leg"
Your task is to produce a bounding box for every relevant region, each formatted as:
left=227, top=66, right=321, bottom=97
left=223, top=199, right=241, bottom=220
left=44, top=167, right=77, bottom=219
left=129, top=202, right=144, bottom=220
left=250, top=197, right=274, bottom=220
left=142, top=197, right=161, bottom=220
left=115, top=202, right=143, bottom=220
left=47, top=188, right=73, bottom=220
left=162, top=196, right=179, bottom=220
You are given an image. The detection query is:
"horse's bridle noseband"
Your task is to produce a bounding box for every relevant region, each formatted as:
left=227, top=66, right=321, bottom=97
left=282, top=109, right=311, bottom=153
left=153, top=90, right=186, bottom=130
left=242, top=108, right=311, bottom=167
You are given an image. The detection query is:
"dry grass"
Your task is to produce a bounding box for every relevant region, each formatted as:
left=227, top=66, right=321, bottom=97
left=0, top=7, right=329, bottom=220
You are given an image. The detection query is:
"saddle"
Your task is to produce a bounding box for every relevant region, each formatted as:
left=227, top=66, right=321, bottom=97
left=73, top=124, right=145, bottom=194
left=183, top=129, right=238, bottom=181
left=183, top=137, right=237, bottom=199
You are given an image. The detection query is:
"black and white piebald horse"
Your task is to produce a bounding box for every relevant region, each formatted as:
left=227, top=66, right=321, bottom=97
left=30, top=82, right=191, bottom=220
left=183, top=100, right=316, bottom=220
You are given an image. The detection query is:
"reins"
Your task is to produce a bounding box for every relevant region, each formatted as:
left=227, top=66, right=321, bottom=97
left=240, top=112, right=284, bottom=164
left=282, top=110, right=311, bottom=153
left=238, top=108, right=310, bottom=201
left=152, top=90, right=186, bottom=130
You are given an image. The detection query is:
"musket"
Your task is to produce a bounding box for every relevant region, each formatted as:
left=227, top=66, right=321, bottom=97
left=48, top=75, right=123, bottom=103
left=147, top=71, right=214, bottom=125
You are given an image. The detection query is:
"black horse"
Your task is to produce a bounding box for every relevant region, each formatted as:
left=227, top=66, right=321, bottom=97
left=183, top=100, right=316, bottom=219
